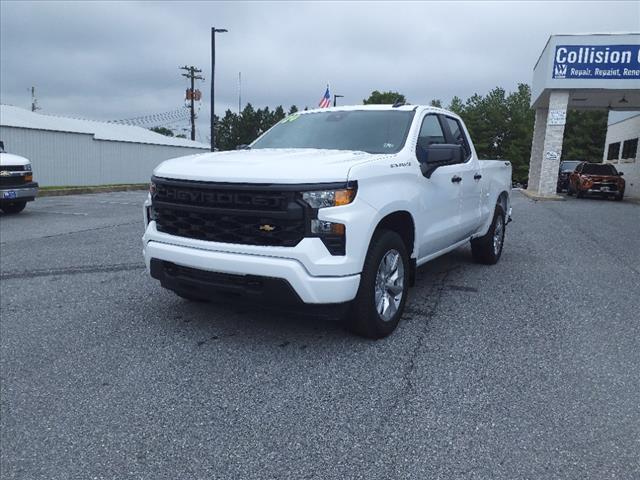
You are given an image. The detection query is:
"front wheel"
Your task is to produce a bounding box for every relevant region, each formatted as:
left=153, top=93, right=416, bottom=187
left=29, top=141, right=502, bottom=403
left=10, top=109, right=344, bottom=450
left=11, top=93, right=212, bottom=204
left=346, top=230, right=410, bottom=339
left=0, top=201, right=27, bottom=214
left=471, top=205, right=505, bottom=265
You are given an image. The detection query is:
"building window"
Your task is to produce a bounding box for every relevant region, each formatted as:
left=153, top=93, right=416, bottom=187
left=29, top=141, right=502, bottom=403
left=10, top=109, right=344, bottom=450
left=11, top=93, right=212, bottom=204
left=621, top=138, right=638, bottom=160
left=607, top=142, right=621, bottom=160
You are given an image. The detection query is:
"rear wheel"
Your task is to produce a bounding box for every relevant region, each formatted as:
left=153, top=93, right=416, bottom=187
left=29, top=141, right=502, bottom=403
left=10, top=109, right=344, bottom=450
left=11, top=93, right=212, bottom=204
left=471, top=205, right=505, bottom=265
left=346, top=230, right=409, bottom=339
left=0, top=201, right=27, bottom=214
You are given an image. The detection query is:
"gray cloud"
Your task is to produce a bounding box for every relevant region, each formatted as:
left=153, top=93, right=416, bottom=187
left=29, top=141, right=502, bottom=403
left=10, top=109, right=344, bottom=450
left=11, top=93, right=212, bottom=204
left=2, top=0, right=638, bottom=141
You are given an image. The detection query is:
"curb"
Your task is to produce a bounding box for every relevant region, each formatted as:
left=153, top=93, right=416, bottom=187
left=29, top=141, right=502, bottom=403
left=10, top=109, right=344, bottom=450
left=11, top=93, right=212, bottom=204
left=519, top=189, right=565, bottom=201
left=38, top=184, right=148, bottom=197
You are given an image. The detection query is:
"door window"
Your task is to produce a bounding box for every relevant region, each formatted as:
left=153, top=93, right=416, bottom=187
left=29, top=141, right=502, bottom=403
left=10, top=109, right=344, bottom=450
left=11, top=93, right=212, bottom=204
left=417, top=115, right=446, bottom=148
left=443, top=117, right=471, bottom=162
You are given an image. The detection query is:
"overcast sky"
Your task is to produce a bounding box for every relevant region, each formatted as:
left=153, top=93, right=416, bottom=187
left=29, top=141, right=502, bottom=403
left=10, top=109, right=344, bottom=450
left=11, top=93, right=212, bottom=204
left=1, top=1, right=639, bottom=141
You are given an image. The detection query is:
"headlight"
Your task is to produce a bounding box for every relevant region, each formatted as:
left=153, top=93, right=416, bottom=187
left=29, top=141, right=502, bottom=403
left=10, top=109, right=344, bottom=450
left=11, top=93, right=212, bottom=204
left=23, top=164, right=32, bottom=171
left=302, top=187, right=356, bottom=209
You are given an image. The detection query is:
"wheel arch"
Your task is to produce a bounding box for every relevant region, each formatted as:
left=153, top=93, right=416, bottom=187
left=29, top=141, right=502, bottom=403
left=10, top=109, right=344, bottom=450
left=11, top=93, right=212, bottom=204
left=370, top=210, right=417, bottom=286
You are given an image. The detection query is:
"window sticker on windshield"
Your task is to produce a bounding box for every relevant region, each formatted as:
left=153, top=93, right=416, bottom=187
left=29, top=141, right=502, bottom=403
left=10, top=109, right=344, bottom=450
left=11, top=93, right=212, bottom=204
left=282, top=114, right=300, bottom=123
left=383, top=143, right=395, bottom=149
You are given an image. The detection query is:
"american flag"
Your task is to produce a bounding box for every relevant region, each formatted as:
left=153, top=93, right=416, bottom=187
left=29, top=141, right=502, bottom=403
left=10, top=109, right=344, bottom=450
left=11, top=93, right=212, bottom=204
left=318, top=86, right=331, bottom=108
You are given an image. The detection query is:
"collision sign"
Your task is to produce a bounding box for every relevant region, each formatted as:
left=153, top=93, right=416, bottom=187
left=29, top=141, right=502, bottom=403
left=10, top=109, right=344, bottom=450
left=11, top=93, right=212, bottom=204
left=553, top=44, right=640, bottom=79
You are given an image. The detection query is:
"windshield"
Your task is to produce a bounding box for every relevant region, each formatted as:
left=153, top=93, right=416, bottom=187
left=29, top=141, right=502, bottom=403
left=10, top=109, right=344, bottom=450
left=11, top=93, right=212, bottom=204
left=581, top=163, right=617, bottom=175
left=251, top=110, right=415, bottom=154
left=560, top=161, right=580, bottom=172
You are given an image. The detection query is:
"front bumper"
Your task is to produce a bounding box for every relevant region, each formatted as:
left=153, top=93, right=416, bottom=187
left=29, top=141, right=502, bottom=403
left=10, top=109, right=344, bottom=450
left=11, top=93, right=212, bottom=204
left=144, top=240, right=361, bottom=304
left=0, top=183, right=39, bottom=202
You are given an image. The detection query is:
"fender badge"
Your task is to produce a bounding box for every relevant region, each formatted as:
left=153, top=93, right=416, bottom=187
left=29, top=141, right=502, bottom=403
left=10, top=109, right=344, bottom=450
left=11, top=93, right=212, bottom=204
left=259, top=224, right=276, bottom=232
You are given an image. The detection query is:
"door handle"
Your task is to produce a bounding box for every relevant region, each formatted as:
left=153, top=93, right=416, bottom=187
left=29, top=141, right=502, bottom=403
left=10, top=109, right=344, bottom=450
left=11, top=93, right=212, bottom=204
left=451, top=175, right=462, bottom=183
left=474, top=173, right=482, bottom=180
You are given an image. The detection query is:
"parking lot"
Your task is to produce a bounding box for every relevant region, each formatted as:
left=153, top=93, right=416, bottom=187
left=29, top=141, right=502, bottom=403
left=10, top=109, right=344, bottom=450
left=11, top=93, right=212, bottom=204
left=1, top=190, right=639, bottom=479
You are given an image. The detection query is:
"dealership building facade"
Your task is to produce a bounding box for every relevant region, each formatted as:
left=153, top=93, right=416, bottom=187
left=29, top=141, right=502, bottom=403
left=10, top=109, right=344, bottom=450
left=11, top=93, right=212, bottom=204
left=527, top=33, right=640, bottom=199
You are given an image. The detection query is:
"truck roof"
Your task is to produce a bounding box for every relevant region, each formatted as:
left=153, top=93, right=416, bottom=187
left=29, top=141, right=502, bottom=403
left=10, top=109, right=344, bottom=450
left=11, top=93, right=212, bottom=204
left=300, top=104, right=455, bottom=116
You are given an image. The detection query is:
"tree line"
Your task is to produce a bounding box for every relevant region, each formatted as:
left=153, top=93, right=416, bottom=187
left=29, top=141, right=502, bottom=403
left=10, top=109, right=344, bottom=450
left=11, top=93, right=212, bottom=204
left=151, top=87, right=607, bottom=183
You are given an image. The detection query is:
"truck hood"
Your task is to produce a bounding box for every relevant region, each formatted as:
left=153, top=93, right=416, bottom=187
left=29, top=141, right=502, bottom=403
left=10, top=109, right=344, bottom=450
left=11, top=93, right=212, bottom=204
left=153, top=148, right=376, bottom=184
left=0, top=152, right=31, bottom=167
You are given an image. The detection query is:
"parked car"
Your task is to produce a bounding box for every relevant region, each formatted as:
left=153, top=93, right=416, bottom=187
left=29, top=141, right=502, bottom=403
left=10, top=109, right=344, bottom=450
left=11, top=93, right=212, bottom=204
left=143, top=105, right=512, bottom=338
left=0, top=141, right=39, bottom=214
left=556, top=160, right=582, bottom=193
left=567, top=162, right=625, bottom=201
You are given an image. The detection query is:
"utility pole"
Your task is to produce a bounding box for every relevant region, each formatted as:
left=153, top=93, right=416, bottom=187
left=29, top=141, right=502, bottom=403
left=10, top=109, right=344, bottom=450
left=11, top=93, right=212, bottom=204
left=31, top=86, right=41, bottom=112
left=180, top=66, right=204, bottom=141
left=211, top=27, right=228, bottom=151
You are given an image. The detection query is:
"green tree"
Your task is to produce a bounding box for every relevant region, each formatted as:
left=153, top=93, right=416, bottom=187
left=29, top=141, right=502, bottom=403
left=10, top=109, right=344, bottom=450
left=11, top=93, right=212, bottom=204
left=562, top=110, right=607, bottom=163
left=429, top=99, right=442, bottom=108
left=363, top=90, right=407, bottom=105
left=150, top=126, right=174, bottom=137
left=448, top=96, right=465, bottom=115
left=288, top=105, right=299, bottom=115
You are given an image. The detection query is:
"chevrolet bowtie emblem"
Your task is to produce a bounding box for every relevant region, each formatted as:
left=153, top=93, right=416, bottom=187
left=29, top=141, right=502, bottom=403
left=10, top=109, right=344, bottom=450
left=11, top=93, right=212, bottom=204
left=0, top=171, right=9, bottom=176
left=259, top=224, right=275, bottom=232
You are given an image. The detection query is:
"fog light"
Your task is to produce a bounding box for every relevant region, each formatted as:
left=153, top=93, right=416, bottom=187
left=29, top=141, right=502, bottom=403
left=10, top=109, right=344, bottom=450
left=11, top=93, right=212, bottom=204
left=311, top=219, right=345, bottom=235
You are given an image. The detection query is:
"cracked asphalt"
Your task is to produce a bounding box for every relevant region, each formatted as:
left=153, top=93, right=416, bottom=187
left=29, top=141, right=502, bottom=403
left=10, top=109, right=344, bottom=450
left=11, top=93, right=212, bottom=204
left=1, top=190, right=639, bottom=479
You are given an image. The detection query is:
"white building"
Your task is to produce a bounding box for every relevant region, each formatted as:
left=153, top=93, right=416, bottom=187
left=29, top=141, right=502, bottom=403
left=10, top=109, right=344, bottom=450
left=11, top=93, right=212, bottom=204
left=603, top=112, right=640, bottom=199
left=527, top=33, right=640, bottom=198
left=0, top=105, right=209, bottom=187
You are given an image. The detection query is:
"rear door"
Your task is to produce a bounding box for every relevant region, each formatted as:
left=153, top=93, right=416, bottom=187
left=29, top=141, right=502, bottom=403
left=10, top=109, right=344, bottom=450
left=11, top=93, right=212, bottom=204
left=442, top=115, right=483, bottom=238
left=415, top=114, right=465, bottom=257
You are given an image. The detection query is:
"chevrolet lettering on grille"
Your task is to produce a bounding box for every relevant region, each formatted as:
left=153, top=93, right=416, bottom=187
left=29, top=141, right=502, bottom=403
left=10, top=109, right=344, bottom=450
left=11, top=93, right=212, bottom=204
left=157, top=186, right=284, bottom=209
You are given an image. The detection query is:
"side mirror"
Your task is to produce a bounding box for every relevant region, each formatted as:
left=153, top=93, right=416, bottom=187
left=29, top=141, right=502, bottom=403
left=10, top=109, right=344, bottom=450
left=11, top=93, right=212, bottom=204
left=619, top=172, right=624, bottom=176
left=416, top=143, right=463, bottom=178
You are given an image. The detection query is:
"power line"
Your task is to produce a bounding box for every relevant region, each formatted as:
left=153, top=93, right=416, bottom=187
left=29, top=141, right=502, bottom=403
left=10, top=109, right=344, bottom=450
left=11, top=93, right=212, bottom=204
left=109, top=108, right=190, bottom=126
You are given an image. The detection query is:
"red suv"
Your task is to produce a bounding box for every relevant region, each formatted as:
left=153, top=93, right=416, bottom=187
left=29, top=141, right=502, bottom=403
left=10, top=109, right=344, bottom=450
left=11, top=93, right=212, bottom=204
left=567, top=162, right=625, bottom=201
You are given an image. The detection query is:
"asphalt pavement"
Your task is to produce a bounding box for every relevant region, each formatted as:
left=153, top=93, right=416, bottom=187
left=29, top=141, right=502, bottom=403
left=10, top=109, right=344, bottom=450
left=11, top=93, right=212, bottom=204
left=1, top=190, right=639, bottom=479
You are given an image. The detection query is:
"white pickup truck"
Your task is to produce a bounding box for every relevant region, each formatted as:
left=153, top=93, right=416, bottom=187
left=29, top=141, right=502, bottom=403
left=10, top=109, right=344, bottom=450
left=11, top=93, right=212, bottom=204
left=143, top=105, right=512, bottom=338
left=0, top=141, right=39, bottom=214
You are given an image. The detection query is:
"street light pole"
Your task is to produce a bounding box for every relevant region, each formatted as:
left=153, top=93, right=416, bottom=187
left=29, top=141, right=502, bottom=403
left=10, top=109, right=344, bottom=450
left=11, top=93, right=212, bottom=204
left=333, top=94, right=344, bottom=107
left=210, top=27, right=227, bottom=151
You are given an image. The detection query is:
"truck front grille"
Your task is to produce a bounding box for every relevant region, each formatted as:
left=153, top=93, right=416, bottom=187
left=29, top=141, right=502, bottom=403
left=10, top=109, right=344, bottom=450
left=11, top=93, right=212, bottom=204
left=152, top=177, right=307, bottom=247
left=0, top=176, right=26, bottom=187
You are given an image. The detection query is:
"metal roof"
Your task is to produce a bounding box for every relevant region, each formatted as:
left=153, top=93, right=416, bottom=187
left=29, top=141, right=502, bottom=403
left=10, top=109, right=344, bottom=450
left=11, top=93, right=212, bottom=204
left=0, top=104, right=209, bottom=149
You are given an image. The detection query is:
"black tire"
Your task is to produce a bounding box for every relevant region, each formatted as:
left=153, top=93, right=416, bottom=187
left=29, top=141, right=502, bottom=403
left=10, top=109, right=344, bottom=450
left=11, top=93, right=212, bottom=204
left=566, top=184, right=574, bottom=196
left=576, top=189, right=584, bottom=198
left=615, top=191, right=624, bottom=201
left=346, top=230, right=410, bottom=339
left=1, top=201, right=27, bottom=214
left=471, top=205, right=506, bottom=265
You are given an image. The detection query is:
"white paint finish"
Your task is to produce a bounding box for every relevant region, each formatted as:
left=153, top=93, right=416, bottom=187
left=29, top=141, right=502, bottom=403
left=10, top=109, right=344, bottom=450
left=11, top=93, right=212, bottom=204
left=144, top=105, right=513, bottom=305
